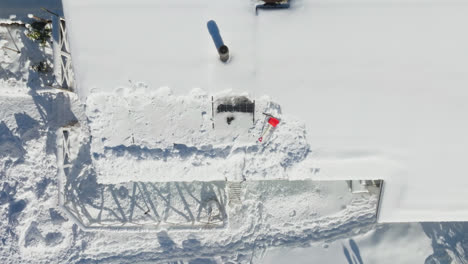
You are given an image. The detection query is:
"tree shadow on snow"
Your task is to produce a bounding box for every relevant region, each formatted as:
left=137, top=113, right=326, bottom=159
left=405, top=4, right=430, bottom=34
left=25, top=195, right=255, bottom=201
left=28, top=92, right=77, bottom=154
left=343, top=239, right=364, bottom=264
left=0, top=0, right=63, bottom=22
left=14, top=112, right=40, bottom=142
left=0, top=121, right=25, bottom=174
left=421, top=222, right=468, bottom=264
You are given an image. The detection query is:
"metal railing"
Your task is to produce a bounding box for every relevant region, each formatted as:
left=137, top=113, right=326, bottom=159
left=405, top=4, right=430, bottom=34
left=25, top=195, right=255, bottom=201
left=52, top=16, right=74, bottom=90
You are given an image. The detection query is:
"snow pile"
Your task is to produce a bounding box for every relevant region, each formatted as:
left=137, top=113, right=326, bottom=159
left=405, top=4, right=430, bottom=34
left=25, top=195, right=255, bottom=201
left=86, top=86, right=310, bottom=183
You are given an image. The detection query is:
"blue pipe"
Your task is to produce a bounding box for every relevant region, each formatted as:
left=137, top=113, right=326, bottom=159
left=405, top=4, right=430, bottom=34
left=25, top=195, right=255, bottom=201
left=207, top=20, right=224, bottom=50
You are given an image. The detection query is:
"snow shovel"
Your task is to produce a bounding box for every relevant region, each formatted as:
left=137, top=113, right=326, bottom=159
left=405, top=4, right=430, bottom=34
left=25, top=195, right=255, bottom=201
left=258, top=116, right=280, bottom=142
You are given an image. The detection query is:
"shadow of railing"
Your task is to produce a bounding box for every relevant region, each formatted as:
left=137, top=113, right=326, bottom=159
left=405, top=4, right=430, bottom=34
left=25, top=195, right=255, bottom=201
left=421, top=222, right=468, bottom=263
left=59, top=128, right=227, bottom=230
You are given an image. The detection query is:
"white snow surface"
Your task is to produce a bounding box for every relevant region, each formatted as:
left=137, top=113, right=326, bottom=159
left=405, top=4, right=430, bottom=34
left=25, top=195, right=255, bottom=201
left=0, top=2, right=466, bottom=264
left=0, top=91, right=381, bottom=263
left=63, top=0, right=468, bottom=222
left=86, top=86, right=308, bottom=183
left=261, top=223, right=432, bottom=264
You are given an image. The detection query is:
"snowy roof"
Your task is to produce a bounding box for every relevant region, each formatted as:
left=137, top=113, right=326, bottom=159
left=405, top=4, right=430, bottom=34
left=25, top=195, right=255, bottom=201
left=62, top=0, right=257, bottom=98
left=63, top=0, right=468, bottom=222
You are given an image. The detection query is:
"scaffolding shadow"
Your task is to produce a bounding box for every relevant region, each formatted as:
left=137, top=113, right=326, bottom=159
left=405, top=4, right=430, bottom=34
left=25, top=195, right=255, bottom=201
left=59, top=128, right=227, bottom=230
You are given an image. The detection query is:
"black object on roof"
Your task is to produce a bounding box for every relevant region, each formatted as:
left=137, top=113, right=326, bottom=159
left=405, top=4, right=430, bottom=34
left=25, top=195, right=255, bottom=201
left=216, top=96, right=254, bottom=114
left=256, top=0, right=290, bottom=15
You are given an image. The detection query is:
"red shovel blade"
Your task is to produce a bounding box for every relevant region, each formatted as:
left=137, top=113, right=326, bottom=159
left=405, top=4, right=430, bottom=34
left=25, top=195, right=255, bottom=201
left=268, top=117, right=280, bottom=127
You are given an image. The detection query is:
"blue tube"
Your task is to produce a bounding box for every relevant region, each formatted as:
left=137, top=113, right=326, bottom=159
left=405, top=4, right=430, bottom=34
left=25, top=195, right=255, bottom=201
left=207, top=20, right=224, bottom=50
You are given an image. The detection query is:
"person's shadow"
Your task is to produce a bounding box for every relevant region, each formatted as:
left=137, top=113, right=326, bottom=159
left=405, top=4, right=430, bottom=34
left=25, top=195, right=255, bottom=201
left=343, top=239, right=364, bottom=264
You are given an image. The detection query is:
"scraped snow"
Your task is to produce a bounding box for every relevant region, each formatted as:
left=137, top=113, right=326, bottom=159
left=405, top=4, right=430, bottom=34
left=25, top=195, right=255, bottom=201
left=86, top=85, right=309, bottom=183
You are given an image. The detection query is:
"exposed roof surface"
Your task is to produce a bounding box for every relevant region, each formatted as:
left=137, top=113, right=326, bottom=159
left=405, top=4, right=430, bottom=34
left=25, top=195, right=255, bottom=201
left=63, top=0, right=468, bottom=222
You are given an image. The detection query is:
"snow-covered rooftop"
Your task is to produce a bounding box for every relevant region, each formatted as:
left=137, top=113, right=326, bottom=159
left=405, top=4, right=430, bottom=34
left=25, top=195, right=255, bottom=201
left=62, top=0, right=468, bottom=222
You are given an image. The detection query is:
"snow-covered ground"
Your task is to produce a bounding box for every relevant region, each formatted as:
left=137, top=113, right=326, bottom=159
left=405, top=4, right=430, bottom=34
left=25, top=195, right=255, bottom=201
left=2, top=1, right=468, bottom=263
left=0, top=12, right=379, bottom=262
left=62, top=0, right=468, bottom=222
left=85, top=87, right=310, bottom=183
left=261, top=223, right=432, bottom=264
